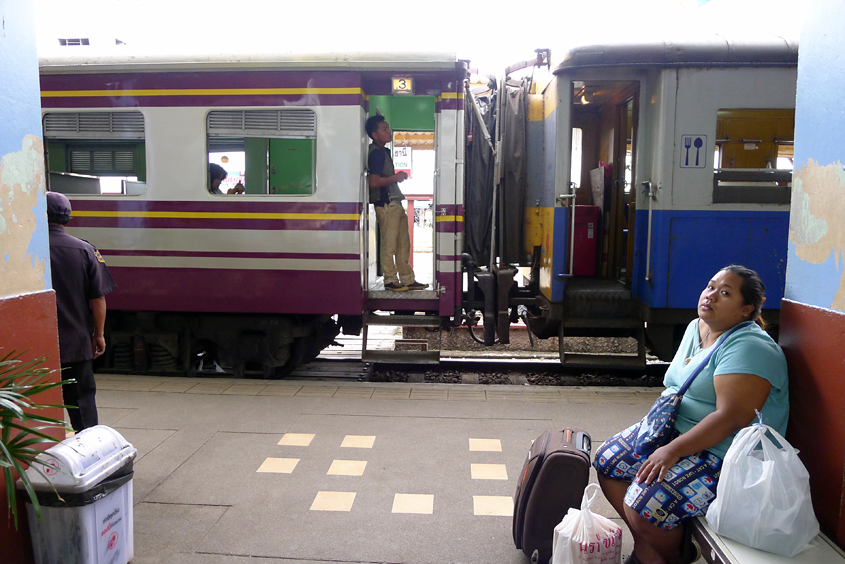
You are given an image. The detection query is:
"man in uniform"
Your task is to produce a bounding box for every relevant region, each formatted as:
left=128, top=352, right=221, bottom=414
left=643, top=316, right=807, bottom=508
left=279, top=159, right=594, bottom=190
left=47, top=191, right=117, bottom=431
left=366, top=114, right=427, bottom=291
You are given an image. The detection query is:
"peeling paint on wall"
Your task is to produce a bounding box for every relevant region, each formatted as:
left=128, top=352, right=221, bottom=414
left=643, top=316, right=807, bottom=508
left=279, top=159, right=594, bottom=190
left=789, top=158, right=845, bottom=309
left=0, top=134, right=48, bottom=298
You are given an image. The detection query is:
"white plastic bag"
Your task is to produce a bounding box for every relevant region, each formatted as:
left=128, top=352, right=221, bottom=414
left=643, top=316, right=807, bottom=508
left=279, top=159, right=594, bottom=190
left=706, top=421, right=819, bottom=557
left=552, top=483, right=622, bottom=564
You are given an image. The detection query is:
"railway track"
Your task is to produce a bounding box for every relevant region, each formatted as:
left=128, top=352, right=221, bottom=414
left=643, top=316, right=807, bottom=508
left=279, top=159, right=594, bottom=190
left=97, top=354, right=668, bottom=384
left=282, top=355, right=669, bottom=385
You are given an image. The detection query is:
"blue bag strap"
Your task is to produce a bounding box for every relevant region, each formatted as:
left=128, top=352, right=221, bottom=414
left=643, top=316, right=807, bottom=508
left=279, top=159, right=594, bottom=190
left=677, top=321, right=753, bottom=396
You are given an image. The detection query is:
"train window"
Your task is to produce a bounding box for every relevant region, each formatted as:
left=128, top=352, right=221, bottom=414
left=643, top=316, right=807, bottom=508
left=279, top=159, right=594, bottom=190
left=206, top=109, right=316, bottom=196
left=42, top=111, right=147, bottom=195
left=713, top=109, right=794, bottom=204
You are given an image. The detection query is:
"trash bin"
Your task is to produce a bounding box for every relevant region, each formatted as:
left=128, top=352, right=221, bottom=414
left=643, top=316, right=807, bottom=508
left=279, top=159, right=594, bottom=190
left=18, top=425, right=137, bottom=564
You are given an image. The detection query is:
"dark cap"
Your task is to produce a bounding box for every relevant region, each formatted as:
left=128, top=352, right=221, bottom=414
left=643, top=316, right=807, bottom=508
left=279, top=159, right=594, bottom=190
left=46, top=191, right=72, bottom=222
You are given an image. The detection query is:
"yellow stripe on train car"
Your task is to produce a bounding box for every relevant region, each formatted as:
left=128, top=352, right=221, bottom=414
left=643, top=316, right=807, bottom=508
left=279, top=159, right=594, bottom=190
left=41, top=87, right=363, bottom=98
left=528, top=95, right=545, bottom=122
left=435, top=215, right=464, bottom=222
left=71, top=211, right=360, bottom=220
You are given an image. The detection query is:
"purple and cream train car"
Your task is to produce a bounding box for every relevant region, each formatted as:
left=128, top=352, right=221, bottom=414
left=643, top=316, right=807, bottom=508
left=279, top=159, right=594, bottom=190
left=39, top=52, right=466, bottom=376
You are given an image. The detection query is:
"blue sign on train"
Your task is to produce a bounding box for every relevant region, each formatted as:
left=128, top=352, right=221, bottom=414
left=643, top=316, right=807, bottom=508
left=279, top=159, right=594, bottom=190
left=680, top=135, right=707, bottom=168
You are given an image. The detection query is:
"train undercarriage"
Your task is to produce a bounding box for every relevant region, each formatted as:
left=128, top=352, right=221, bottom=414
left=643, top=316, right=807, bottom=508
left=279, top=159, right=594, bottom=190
left=103, top=311, right=345, bottom=378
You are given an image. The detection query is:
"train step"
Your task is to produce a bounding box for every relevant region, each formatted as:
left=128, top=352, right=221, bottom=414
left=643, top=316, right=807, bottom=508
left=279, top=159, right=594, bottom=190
left=561, top=317, right=643, bottom=329
left=365, top=314, right=441, bottom=327
left=362, top=311, right=442, bottom=364
left=559, top=353, right=646, bottom=370
left=362, top=349, right=441, bottom=364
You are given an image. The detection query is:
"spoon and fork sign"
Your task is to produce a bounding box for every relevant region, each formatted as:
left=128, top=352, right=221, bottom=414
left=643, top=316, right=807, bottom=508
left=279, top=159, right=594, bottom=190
left=683, top=136, right=704, bottom=166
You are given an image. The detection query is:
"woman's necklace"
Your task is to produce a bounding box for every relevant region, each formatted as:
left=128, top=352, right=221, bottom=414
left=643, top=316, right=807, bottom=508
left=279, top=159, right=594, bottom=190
left=685, top=327, right=712, bottom=364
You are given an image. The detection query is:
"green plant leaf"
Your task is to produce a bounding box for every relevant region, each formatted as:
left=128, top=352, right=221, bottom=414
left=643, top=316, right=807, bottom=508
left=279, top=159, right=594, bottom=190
left=0, top=350, right=68, bottom=529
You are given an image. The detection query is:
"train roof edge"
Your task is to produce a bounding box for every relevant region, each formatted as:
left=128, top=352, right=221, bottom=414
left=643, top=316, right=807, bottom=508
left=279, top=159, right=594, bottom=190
left=554, top=32, right=798, bottom=73
left=38, top=49, right=462, bottom=74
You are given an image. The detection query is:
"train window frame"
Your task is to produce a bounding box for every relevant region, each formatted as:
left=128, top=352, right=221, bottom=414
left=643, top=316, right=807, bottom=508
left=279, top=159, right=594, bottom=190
left=42, top=111, right=147, bottom=196
left=712, top=109, right=794, bottom=205
left=206, top=109, right=317, bottom=196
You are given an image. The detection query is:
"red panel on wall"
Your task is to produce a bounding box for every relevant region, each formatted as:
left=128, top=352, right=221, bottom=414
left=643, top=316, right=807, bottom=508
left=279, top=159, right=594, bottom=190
left=780, top=298, right=845, bottom=549
left=0, top=290, right=62, bottom=564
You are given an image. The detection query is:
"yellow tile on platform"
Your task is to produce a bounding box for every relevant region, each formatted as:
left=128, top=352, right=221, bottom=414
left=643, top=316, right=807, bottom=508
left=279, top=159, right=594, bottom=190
left=469, top=438, right=502, bottom=452
left=473, top=495, right=513, bottom=516
left=341, top=435, right=375, bottom=448
left=310, top=491, right=356, bottom=512
left=278, top=433, right=315, bottom=446
left=392, top=493, right=434, bottom=514
left=471, top=463, right=508, bottom=480
left=327, top=460, right=367, bottom=476
left=257, top=458, right=299, bottom=474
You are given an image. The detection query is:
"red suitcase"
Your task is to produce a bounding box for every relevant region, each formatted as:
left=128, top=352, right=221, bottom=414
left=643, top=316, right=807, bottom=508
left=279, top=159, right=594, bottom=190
left=513, top=428, right=592, bottom=563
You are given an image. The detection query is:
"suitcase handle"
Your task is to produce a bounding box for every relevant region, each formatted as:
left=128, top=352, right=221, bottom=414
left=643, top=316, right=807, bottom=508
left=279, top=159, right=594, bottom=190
left=576, top=432, right=591, bottom=456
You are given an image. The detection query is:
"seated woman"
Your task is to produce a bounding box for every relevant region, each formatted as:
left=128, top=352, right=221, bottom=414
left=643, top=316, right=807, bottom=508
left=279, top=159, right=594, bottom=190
left=594, top=265, right=788, bottom=564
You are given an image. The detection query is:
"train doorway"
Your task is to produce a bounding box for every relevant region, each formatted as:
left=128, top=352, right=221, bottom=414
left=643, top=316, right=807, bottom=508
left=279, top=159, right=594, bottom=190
left=366, top=95, right=437, bottom=293
left=570, top=81, right=639, bottom=285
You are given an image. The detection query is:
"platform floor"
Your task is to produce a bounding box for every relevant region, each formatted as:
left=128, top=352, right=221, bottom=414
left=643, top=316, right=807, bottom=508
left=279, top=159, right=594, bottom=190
left=93, top=374, right=662, bottom=564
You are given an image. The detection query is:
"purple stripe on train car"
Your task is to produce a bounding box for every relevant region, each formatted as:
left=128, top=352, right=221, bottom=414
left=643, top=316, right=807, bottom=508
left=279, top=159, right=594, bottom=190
left=436, top=271, right=460, bottom=315
left=435, top=204, right=464, bottom=215
left=362, top=76, right=444, bottom=97
left=100, top=249, right=359, bottom=261
left=70, top=216, right=359, bottom=231
left=439, top=98, right=464, bottom=111
left=69, top=200, right=363, bottom=214
left=40, top=71, right=362, bottom=91
left=436, top=254, right=462, bottom=262
left=435, top=222, right=463, bottom=233
left=41, top=94, right=363, bottom=109
left=106, top=267, right=364, bottom=315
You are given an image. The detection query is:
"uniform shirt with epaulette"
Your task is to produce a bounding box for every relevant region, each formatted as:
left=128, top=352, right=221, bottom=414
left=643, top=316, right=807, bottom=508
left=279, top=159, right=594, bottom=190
left=49, top=224, right=118, bottom=363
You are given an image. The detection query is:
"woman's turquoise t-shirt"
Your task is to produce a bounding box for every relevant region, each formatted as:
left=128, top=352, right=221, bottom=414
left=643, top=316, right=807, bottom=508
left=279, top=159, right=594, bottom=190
left=661, top=319, right=789, bottom=458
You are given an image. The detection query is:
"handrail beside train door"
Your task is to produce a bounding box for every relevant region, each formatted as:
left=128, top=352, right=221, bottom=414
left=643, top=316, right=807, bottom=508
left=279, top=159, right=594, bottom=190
left=642, top=181, right=658, bottom=282
left=555, top=187, right=577, bottom=276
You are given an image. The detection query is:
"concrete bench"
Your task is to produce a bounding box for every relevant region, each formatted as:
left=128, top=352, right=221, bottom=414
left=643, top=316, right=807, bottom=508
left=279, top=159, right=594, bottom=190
left=691, top=517, right=845, bottom=564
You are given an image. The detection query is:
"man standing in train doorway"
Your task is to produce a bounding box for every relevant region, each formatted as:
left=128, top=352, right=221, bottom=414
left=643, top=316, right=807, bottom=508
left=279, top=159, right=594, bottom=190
left=47, top=191, right=117, bottom=432
left=366, top=115, right=428, bottom=291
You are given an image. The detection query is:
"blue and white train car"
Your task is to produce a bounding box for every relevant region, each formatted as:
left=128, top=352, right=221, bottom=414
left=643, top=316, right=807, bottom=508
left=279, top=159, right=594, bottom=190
left=468, top=36, right=798, bottom=363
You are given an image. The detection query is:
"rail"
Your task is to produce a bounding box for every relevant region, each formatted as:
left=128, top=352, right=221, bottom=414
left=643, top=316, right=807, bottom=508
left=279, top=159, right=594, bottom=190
left=642, top=181, right=657, bottom=282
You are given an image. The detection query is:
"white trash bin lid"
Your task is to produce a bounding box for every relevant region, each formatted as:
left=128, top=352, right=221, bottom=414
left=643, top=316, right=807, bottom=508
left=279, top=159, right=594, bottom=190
left=24, top=425, right=137, bottom=493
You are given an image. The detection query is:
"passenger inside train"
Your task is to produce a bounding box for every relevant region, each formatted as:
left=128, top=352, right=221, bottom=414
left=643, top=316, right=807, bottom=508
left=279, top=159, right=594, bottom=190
left=208, top=163, right=245, bottom=195
left=593, top=265, right=789, bottom=564
left=366, top=115, right=428, bottom=292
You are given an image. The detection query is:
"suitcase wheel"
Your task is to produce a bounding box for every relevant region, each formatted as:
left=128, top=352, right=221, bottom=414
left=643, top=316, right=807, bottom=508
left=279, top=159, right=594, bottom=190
left=530, top=549, right=539, bottom=564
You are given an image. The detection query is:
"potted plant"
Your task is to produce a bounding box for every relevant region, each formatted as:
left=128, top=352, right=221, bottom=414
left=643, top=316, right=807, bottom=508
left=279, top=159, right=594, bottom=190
left=0, top=349, right=69, bottom=529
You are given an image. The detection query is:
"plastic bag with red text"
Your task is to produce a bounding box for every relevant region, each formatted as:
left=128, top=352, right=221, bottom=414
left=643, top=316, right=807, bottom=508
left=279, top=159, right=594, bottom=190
left=552, top=483, right=622, bottom=564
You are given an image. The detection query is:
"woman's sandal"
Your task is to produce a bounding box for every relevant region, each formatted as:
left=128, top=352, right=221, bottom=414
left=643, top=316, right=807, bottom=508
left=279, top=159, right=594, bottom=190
left=680, top=523, right=703, bottom=564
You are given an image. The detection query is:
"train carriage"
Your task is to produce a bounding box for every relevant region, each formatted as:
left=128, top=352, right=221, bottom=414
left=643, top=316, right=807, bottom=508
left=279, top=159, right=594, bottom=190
left=465, top=35, right=798, bottom=365
left=39, top=36, right=798, bottom=375
left=39, top=52, right=467, bottom=376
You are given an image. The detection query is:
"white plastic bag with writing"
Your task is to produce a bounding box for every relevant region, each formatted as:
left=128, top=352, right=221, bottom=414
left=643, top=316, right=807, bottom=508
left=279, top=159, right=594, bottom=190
left=552, top=483, right=622, bottom=564
left=706, top=422, right=819, bottom=557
